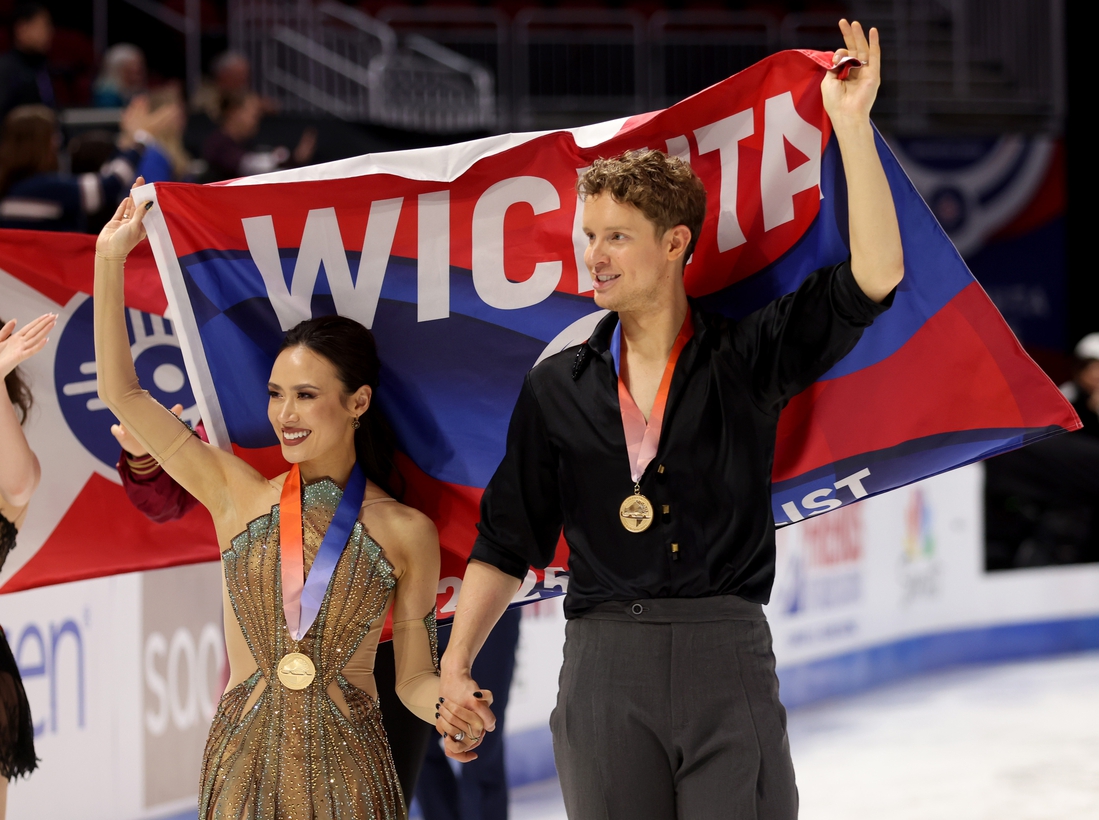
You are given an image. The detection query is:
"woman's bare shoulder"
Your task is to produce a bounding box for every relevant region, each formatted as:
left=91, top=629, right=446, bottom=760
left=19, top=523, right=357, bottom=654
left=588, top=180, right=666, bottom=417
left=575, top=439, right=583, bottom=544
left=361, top=496, right=438, bottom=567
left=213, top=469, right=289, bottom=551
left=0, top=499, right=27, bottom=530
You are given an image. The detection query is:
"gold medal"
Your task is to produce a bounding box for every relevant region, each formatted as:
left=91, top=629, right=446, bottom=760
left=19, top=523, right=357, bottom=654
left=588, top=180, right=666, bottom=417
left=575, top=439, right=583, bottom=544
left=277, top=652, right=316, bottom=690
left=619, top=484, right=654, bottom=533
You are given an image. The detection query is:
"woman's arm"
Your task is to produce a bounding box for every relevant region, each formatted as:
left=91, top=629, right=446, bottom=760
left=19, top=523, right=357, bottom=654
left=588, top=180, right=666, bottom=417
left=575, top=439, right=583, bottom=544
left=0, top=314, right=54, bottom=507
left=389, top=507, right=443, bottom=724
left=94, top=183, right=264, bottom=520
left=822, top=20, right=904, bottom=303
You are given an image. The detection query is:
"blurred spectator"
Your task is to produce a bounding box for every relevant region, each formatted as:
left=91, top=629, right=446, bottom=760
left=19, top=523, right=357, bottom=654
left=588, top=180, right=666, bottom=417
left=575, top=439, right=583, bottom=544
left=0, top=102, right=147, bottom=231
left=202, top=91, right=315, bottom=182
left=66, top=128, right=121, bottom=233
left=986, top=335, right=1099, bottom=570
left=0, top=3, right=55, bottom=122
left=416, top=609, right=521, bottom=820
left=1061, top=333, right=1099, bottom=438
left=92, top=43, right=146, bottom=108
left=136, top=84, right=194, bottom=183
left=193, top=50, right=258, bottom=120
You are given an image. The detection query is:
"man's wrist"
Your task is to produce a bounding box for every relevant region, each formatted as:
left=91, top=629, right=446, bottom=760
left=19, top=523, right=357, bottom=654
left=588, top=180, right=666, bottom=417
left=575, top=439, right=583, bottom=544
left=440, top=654, right=473, bottom=680
left=831, top=117, right=875, bottom=146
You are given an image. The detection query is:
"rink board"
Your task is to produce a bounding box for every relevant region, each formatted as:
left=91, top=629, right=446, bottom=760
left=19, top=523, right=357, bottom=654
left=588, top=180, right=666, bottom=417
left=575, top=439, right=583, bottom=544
left=3, top=465, right=1099, bottom=816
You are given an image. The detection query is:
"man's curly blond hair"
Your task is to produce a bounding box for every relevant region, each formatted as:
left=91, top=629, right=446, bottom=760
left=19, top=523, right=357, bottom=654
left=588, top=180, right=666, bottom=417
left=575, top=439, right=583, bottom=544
left=577, top=149, right=707, bottom=262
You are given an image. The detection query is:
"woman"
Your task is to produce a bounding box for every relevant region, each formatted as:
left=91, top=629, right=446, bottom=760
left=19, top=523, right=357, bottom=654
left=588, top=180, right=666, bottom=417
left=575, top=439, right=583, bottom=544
left=94, top=184, right=488, bottom=818
left=136, top=84, right=194, bottom=184
left=92, top=43, right=146, bottom=108
left=0, top=312, right=54, bottom=817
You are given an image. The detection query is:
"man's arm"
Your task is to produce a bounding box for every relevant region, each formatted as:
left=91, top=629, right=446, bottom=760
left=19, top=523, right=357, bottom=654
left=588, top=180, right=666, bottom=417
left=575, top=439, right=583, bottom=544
left=823, top=20, right=904, bottom=303
left=437, top=373, right=563, bottom=760
left=437, top=560, right=520, bottom=762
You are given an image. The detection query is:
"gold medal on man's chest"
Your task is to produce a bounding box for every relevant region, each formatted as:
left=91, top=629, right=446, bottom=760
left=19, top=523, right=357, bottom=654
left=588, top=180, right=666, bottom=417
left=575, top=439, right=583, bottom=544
left=619, top=489, right=654, bottom=532
left=277, top=652, right=316, bottom=690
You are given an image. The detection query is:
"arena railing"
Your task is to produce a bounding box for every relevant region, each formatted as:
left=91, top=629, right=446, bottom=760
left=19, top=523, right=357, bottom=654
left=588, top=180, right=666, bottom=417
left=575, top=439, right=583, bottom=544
left=849, top=0, right=1064, bottom=132
left=378, top=6, right=513, bottom=128
left=649, top=11, right=779, bottom=111
left=512, top=8, right=647, bottom=130
left=231, top=0, right=495, bottom=132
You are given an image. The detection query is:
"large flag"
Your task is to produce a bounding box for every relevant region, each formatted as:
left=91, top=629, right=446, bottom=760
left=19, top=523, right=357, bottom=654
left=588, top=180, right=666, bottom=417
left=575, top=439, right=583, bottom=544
left=1, top=50, right=1078, bottom=611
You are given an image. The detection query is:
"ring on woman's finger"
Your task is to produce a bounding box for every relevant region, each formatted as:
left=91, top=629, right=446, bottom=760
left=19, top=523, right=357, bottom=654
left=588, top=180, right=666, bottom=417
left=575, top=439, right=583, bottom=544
left=860, top=60, right=868, bottom=65
left=453, top=731, right=465, bottom=742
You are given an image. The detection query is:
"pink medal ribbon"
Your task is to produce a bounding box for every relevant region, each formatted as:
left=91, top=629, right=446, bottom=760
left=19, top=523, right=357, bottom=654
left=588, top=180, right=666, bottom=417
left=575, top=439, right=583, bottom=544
left=611, top=312, right=694, bottom=533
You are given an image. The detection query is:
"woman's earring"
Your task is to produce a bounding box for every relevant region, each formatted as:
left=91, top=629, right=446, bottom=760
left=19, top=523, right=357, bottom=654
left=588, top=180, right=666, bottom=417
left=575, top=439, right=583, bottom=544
left=352, top=417, right=361, bottom=430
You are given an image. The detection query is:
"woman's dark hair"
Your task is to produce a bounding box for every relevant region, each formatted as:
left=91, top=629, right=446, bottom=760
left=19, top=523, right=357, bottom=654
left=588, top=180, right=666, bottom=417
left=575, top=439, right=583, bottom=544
left=1, top=318, right=33, bottom=425
left=279, top=316, right=402, bottom=498
left=0, top=105, right=58, bottom=199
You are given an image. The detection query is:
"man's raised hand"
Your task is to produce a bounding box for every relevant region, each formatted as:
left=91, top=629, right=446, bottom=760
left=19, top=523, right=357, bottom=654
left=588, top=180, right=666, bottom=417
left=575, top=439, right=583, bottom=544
left=821, top=20, right=881, bottom=130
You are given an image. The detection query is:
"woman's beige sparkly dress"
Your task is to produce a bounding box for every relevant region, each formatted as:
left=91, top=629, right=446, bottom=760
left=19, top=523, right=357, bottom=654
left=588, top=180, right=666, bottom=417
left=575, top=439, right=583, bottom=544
left=199, top=478, right=439, bottom=820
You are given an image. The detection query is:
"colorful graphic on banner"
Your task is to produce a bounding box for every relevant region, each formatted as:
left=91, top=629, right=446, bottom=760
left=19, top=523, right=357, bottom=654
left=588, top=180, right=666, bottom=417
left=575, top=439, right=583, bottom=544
left=0, top=50, right=1078, bottom=603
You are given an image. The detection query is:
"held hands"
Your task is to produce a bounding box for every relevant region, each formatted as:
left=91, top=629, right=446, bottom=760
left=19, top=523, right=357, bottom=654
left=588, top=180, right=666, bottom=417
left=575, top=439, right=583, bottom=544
left=113, top=403, right=184, bottom=457
left=0, top=314, right=57, bottom=380
left=436, top=668, right=497, bottom=762
left=96, top=177, right=153, bottom=260
left=821, top=20, right=881, bottom=132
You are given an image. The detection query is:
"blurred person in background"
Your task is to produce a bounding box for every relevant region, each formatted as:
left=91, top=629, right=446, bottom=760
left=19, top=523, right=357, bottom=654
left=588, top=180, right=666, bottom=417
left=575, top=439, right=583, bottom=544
left=416, top=611, right=521, bottom=820
left=0, top=312, right=55, bottom=818
left=1061, top=333, right=1099, bottom=438
left=136, top=84, right=194, bottom=183
left=193, top=51, right=276, bottom=121
left=0, top=3, right=55, bottom=122
left=92, top=43, right=146, bottom=108
left=985, top=333, right=1099, bottom=569
left=0, top=100, right=160, bottom=231
left=202, top=91, right=315, bottom=182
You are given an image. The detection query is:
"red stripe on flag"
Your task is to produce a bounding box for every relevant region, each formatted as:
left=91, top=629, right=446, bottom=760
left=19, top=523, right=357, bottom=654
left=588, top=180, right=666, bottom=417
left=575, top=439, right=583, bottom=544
left=773, top=283, right=1080, bottom=482
left=0, top=229, right=166, bottom=314
left=0, top=473, right=219, bottom=594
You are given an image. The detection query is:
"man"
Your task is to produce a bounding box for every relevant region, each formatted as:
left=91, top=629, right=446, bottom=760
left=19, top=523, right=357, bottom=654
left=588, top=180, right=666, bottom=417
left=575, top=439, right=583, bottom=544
left=201, top=92, right=315, bottom=182
left=436, top=20, right=903, bottom=819
left=1062, top=333, right=1099, bottom=439
left=0, top=3, right=55, bottom=123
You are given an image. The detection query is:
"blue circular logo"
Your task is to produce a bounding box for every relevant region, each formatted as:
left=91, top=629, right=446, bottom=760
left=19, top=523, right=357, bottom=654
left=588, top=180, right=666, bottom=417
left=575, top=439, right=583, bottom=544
left=54, top=297, right=197, bottom=469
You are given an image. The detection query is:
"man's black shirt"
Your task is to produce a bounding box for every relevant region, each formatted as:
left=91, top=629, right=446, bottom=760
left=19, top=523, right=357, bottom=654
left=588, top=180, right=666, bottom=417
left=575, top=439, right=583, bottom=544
left=470, top=261, right=892, bottom=618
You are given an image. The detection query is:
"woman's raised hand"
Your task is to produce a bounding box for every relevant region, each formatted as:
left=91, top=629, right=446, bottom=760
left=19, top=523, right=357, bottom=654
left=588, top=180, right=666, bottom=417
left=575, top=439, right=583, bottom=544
left=821, top=19, right=881, bottom=131
left=0, top=313, right=57, bottom=380
left=96, top=176, right=153, bottom=260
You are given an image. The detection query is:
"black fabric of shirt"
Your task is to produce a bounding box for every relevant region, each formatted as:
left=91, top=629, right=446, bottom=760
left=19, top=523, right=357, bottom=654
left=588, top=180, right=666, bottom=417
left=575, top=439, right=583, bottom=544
left=470, top=260, right=892, bottom=619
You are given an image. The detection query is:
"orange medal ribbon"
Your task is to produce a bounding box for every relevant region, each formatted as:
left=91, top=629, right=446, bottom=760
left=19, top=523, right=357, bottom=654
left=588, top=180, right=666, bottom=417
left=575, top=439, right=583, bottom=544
left=279, top=464, right=305, bottom=638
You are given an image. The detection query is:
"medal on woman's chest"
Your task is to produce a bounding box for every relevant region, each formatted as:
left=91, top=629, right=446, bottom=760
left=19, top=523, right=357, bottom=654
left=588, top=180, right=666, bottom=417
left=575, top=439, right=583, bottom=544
left=620, top=484, right=654, bottom=532
left=277, top=462, right=367, bottom=688
left=277, top=652, right=317, bottom=690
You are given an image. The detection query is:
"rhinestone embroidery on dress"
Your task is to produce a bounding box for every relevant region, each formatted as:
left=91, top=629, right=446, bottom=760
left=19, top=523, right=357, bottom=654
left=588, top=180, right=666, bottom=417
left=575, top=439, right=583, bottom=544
left=423, top=608, right=440, bottom=673
left=203, top=478, right=402, bottom=819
